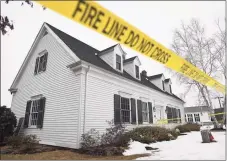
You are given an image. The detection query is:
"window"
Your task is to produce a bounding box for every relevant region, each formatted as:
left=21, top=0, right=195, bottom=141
left=34, top=52, right=48, bottom=75
left=194, top=113, right=200, bottom=122
left=116, top=54, right=121, bottom=70
left=142, top=102, right=149, bottom=122
left=24, top=97, right=46, bottom=129
left=120, top=97, right=130, bottom=123
left=187, top=114, right=193, bottom=122
left=30, top=100, right=40, bottom=126
left=162, top=80, right=165, bottom=91
left=169, top=85, right=172, bottom=93
left=135, top=65, right=139, bottom=79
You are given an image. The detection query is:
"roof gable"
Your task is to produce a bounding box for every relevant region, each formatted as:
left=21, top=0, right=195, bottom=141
left=123, top=56, right=141, bottom=66
left=148, top=74, right=163, bottom=80
left=9, top=23, right=80, bottom=90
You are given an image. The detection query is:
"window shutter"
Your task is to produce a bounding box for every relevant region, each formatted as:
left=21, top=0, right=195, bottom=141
left=114, top=94, right=121, bottom=124
left=24, top=100, right=32, bottom=128
left=34, top=58, right=39, bottom=75
left=37, top=97, right=46, bottom=128
left=137, top=100, right=142, bottom=124
left=166, top=106, right=173, bottom=123
left=43, top=52, right=48, bottom=72
left=172, top=108, right=177, bottom=123
left=177, top=109, right=181, bottom=123
left=148, top=102, right=153, bottom=123
left=131, top=98, right=136, bottom=124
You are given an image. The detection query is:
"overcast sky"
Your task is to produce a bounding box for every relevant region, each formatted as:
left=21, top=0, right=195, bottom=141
left=1, top=1, right=225, bottom=108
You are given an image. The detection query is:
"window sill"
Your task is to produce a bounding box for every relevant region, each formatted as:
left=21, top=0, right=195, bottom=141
left=34, top=70, right=46, bottom=76
left=28, top=126, right=37, bottom=129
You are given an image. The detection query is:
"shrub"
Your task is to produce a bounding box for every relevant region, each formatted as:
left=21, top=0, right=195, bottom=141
left=175, top=123, right=200, bottom=133
left=81, top=121, right=126, bottom=149
left=6, top=135, right=23, bottom=148
left=169, top=129, right=179, bottom=139
left=0, top=106, right=17, bottom=143
left=7, top=134, right=39, bottom=152
left=185, top=123, right=200, bottom=131
left=80, top=129, right=101, bottom=148
left=101, top=121, right=126, bottom=146
left=122, top=126, right=172, bottom=144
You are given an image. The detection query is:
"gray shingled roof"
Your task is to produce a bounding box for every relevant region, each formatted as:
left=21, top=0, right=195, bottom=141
left=148, top=74, right=163, bottom=80
left=46, top=23, right=184, bottom=102
left=184, top=106, right=210, bottom=113
left=123, top=56, right=137, bottom=63
left=99, top=44, right=117, bottom=55
left=164, top=78, right=170, bottom=82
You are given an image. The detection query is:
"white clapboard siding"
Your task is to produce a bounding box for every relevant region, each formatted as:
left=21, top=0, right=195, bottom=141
left=11, top=33, right=80, bottom=149
left=99, top=51, right=114, bottom=68
left=81, top=66, right=184, bottom=134
left=124, top=63, right=135, bottom=78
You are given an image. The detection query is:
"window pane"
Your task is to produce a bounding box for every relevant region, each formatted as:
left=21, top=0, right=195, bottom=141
left=120, top=97, right=130, bottom=123
left=30, top=100, right=40, bottom=126
left=135, top=65, right=139, bottom=78
left=142, top=102, right=148, bottom=122
left=116, top=62, right=121, bottom=70
left=116, top=55, right=121, bottom=63
left=116, top=55, right=121, bottom=70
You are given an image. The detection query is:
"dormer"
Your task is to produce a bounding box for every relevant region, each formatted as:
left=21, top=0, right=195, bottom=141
left=99, top=44, right=126, bottom=73
left=148, top=74, right=166, bottom=91
left=123, top=56, right=141, bottom=80
left=164, top=78, right=173, bottom=94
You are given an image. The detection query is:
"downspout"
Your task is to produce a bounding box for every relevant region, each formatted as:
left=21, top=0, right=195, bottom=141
left=83, top=65, right=90, bottom=134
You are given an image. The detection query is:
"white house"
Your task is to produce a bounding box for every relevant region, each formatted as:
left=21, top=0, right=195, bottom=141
left=9, top=22, right=185, bottom=149
left=184, top=106, right=211, bottom=123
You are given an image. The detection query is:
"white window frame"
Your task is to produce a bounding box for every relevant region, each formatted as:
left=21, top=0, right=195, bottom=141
left=135, top=65, right=140, bottom=79
left=116, top=54, right=122, bottom=71
left=28, top=95, right=42, bottom=128
left=35, top=50, right=48, bottom=75
left=28, top=99, right=40, bottom=128
left=187, top=114, right=193, bottom=122
left=194, top=113, right=200, bottom=122
left=120, top=96, right=131, bottom=124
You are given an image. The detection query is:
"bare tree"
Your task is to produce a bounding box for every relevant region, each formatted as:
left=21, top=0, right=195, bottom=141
left=1, top=0, right=45, bottom=35
left=169, top=19, right=225, bottom=126
left=214, top=19, right=226, bottom=127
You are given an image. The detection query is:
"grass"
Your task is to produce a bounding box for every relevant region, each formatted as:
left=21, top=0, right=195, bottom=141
left=1, top=150, right=150, bottom=160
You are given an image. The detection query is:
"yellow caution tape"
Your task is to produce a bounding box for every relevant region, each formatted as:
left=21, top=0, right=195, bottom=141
left=157, top=118, right=181, bottom=124
left=36, top=1, right=225, bottom=94
left=209, top=112, right=227, bottom=116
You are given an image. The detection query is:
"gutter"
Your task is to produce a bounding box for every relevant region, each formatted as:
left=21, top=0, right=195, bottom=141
left=83, top=65, right=90, bottom=134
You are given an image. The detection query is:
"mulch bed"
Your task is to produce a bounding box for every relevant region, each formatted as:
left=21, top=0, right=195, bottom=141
left=0, top=144, right=58, bottom=155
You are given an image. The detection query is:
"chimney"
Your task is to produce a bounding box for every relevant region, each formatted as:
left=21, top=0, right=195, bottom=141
left=141, top=70, right=147, bottom=77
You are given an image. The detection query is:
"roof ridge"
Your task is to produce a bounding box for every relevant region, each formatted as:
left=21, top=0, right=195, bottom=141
left=45, top=22, right=99, bottom=52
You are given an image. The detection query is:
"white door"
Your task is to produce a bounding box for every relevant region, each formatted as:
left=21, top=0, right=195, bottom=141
left=155, top=105, right=164, bottom=123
